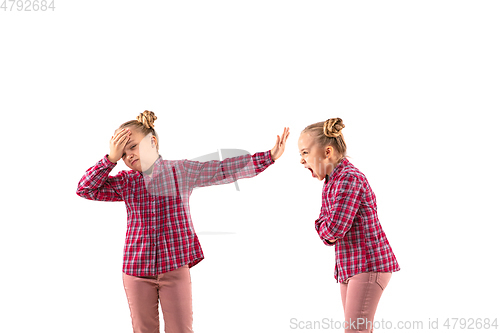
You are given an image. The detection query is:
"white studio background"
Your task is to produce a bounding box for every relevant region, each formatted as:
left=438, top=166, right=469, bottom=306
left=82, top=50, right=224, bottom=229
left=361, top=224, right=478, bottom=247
left=1, top=1, right=499, bottom=332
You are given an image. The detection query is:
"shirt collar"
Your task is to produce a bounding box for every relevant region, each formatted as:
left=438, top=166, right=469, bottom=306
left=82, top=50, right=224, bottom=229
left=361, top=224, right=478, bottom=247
left=325, top=157, right=348, bottom=184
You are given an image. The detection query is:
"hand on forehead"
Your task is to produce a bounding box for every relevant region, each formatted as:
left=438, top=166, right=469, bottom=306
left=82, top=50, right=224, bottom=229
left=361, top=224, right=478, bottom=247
left=114, top=127, right=144, bottom=139
left=127, top=130, right=155, bottom=150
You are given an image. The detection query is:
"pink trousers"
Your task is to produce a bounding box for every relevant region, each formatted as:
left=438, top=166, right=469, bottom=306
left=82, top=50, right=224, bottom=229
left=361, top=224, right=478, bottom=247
left=122, top=265, right=193, bottom=333
left=340, top=271, right=392, bottom=333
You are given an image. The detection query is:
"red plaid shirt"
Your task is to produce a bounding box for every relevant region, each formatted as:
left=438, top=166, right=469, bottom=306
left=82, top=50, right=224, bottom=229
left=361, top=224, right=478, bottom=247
left=76, top=150, right=274, bottom=276
left=315, top=158, right=400, bottom=283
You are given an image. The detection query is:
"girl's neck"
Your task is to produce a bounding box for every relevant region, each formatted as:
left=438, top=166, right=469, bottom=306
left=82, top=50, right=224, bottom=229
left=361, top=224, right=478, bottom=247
left=325, top=156, right=345, bottom=178
left=143, top=155, right=160, bottom=175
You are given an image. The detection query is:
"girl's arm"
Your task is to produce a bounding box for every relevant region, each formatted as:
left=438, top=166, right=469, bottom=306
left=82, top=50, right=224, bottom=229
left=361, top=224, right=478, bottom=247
left=315, top=173, right=363, bottom=246
left=182, top=127, right=289, bottom=189
left=76, top=154, right=127, bottom=201
left=182, top=150, right=275, bottom=189
left=76, top=127, right=131, bottom=201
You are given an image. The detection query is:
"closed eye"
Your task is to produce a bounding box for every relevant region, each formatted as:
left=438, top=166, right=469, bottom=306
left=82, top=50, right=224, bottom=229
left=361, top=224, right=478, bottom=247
left=122, top=145, right=137, bottom=157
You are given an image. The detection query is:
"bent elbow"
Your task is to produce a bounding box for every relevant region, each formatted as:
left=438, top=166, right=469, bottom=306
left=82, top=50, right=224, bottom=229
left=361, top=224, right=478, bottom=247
left=76, top=187, right=92, bottom=200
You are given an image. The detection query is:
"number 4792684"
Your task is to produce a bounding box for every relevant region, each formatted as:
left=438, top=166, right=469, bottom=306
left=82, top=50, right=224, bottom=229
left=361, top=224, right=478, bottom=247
left=1, top=0, right=55, bottom=11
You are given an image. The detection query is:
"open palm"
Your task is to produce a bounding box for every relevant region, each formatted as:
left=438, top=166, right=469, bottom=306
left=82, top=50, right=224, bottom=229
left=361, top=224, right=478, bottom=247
left=270, top=127, right=290, bottom=161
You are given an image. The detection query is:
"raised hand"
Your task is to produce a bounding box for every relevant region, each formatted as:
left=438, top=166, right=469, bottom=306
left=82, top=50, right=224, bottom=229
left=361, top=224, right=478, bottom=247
left=270, top=127, right=290, bottom=161
left=109, top=128, right=131, bottom=163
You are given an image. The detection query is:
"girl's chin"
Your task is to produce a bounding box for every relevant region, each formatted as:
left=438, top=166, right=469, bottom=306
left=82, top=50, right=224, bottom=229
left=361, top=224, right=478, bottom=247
left=311, top=173, right=324, bottom=181
left=314, top=172, right=326, bottom=180
left=308, top=169, right=323, bottom=180
left=130, top=160, right=143, bottom=170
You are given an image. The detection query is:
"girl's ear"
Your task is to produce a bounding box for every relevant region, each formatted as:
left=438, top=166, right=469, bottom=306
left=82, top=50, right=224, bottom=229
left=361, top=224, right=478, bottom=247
left=324, top=146, right=331, bottom=158
left=325, top=146, right=335, bottom=158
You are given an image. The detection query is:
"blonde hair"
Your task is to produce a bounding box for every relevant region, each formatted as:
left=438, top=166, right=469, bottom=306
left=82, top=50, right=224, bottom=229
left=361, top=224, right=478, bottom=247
left=302, top=118, right=348, bottom=161
left=117, top=110, right=160, bottom=151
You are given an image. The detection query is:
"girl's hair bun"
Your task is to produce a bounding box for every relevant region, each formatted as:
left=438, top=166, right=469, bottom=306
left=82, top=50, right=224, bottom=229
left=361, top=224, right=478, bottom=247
left=323, top=118, right=345, bottom=138
left=137, top=110, right=157, bottom=129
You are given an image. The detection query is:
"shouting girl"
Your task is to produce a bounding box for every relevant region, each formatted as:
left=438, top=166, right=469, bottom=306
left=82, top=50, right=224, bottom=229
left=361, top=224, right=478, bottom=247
left=298, top=118, right=399, bottom=333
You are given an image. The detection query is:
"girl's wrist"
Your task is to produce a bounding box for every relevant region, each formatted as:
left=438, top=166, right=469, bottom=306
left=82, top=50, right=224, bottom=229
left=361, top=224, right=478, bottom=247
left=107, top=154, right=118, bottom=164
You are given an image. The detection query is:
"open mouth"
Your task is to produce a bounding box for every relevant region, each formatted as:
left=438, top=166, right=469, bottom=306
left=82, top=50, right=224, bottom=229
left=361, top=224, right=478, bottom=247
left=306, top=167, right=316, bottom=178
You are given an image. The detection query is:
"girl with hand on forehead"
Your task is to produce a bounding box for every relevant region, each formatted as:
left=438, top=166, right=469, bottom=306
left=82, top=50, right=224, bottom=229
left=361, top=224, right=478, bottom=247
left=76, top=110, right=290, bottom=333
left=298, top=118, right=400, bottom=333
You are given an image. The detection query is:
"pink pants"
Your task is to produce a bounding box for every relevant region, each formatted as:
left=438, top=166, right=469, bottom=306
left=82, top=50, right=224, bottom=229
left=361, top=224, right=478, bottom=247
left=122, top=265, right=193, bottom=333
left=340, top=271, right=392, bottom=333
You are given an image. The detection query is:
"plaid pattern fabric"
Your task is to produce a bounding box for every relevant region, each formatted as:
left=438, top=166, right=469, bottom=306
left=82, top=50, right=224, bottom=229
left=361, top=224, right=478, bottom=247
left=77, top=150, right=274, bottom=276
left=315, top=158, right=400, bottom=283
